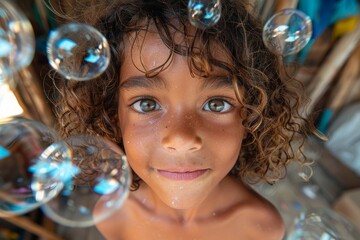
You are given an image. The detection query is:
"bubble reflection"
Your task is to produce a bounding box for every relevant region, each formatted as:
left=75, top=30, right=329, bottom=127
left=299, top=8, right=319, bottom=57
left=41, top=135, right=131, bottom=227
left=188, top=0, right=221, bottom=29
left=0, top=118, right=68, bottom=217
left=263, top=9, right=312, bottom=56
left=47, top=23, right=110, bottom=81
left=0, top=1, right=35, bottom=83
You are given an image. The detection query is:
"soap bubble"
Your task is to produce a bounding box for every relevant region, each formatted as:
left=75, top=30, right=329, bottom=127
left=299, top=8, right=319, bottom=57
left=0, top=1, right=35, bottom=83
left=263, top=9, right=312, bottom=56
left=0, top=118, right=68, bottom=217
left=41, top=135, right=131, bottom=227
left=188, top=0, right=221, bottom=29
left=47, top=23, right=110, bottom=81
left=286, top=208, right=360, bottom=240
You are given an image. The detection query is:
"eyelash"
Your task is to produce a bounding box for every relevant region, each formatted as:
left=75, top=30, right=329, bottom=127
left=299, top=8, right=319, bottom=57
left=130, top=97, right=234, bottom=113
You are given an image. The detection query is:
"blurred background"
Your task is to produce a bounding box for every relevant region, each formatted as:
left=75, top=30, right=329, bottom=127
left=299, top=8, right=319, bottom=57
left=1, top=0, right=360, bottom=239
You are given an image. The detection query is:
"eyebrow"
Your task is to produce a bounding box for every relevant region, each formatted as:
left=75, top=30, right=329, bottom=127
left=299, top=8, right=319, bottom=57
left=120, top=76, right=167, bottom=90
left=201, top=75, right=234, bottom=90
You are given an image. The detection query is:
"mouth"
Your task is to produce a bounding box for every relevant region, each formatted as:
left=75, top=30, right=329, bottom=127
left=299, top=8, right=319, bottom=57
left=156, top=169, right=208, bottom=180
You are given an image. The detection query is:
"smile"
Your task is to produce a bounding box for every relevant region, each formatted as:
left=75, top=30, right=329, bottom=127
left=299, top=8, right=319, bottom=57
left=157, top=169, right=208, bottom=180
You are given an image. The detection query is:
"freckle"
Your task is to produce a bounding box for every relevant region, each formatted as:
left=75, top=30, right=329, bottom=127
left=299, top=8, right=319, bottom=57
left=165, top=125, right=168, bottom=128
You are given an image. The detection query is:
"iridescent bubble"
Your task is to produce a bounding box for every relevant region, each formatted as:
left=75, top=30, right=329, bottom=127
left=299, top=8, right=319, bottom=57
left=0, top=118, right=69, bottom=217
left=188, top=0, right=221, bottom=29
left=263, top=9, right=312, bottom=56
left=41, top=135, right=131, bottom=227
left=47, top=23, right=110, bottom=81
left=0, top=1, right=35, bottom=83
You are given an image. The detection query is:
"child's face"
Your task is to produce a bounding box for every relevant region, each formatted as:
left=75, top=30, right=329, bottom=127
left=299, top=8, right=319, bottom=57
left=117, top=29, right=246, bottom=209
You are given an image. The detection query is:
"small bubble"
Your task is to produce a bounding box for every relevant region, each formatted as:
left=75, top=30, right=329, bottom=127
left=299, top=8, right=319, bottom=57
left=263, top=9, right=312, bottom=56
left=188, top=0, right=221, bottom=29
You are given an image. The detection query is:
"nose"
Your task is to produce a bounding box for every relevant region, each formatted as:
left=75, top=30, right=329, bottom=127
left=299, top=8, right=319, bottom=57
left=161, top=114, right=202, bottom=152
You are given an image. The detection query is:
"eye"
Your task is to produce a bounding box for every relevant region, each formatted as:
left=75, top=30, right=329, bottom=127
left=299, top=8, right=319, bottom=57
left=131, top=98, right=161, bottom=113
left=203, top=98, right=233, bottom=113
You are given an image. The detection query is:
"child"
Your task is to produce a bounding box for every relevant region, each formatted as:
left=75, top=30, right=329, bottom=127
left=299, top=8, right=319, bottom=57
left=52, top=0, right=316, bottom=239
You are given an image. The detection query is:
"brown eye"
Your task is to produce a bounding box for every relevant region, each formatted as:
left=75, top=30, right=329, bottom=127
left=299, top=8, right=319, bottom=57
left=132, top=99, right=160, bottom=113
left=203, top=99, right=232, bottom=112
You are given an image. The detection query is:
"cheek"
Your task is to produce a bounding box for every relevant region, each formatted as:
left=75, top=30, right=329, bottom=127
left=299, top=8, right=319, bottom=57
left=215, top=128, right=244, bottom=157
left=202, top=121, right=245, bottom=169
left=119, top=115, right=161, bottom=161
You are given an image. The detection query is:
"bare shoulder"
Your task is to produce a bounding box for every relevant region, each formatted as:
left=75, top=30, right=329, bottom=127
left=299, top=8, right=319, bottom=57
left=225, top=178, right=285, bottom=240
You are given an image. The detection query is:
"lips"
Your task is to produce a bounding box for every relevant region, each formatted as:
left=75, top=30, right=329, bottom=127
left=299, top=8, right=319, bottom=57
left=157, top=169, right=208, bottom=180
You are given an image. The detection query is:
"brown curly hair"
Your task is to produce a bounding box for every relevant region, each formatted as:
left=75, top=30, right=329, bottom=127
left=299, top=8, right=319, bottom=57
left=51, top=0, right=317, bottom=189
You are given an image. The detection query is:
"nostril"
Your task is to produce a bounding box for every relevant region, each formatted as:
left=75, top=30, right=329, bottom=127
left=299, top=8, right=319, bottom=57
left=162, top=135, right=202, bottom=152
left=188, top=146, right=198, bottom=151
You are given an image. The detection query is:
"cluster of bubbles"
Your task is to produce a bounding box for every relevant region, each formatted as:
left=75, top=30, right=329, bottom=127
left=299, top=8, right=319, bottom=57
left=0, top=118, right=131, bottom=227
left=187, top=1, right=312, bottom=56
left=0, top=1, right=110, bottom=84
left=0, top=0, right=127, bottom=228
left=1, top=0, right=313, bottom=85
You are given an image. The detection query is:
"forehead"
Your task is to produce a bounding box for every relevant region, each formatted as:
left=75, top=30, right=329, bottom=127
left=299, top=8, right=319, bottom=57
left=120, top=23, right=232, bottom=79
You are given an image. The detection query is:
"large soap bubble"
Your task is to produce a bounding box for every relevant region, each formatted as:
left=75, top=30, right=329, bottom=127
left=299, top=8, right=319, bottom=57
left=47, top=23, right=110, bottom=81
left=263, top=9, right=312, bottom=56
left=0, top=1, right=35, bottom=84
left=188, top=0, right=221, bottom=29
left=0, top=118, right=69, bottom=217
left=41, top=134, right=131, bottom=227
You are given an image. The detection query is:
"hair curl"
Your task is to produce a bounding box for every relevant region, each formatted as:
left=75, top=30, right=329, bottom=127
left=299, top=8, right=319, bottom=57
left=51, top=0, right=317, bottom=189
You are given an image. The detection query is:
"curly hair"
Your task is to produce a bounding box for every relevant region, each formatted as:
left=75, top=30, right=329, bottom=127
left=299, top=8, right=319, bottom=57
left=51, top=0, right=317, bottom=189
